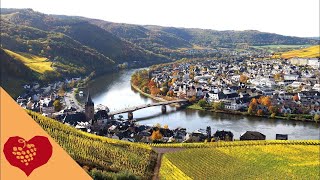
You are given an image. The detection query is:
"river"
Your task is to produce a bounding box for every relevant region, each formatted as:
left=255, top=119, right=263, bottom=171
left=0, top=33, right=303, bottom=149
left=85, top=69, right=319, bottom=140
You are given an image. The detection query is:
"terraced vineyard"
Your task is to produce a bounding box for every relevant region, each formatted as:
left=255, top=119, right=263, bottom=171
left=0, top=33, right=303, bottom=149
left=160, top=142, right=320, bottom=179
left=27, top=111, right=157, bottom=179
left=3, top=49, right=53, bottom=73
left=273, top=45, right=320, bottom=59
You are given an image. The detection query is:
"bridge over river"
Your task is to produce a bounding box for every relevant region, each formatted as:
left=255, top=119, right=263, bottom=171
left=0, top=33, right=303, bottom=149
left=108, top=99, right=188, bottom=120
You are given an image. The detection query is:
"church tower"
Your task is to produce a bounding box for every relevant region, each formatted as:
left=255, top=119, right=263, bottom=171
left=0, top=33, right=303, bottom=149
left=85, top=91, right=94, bottom=121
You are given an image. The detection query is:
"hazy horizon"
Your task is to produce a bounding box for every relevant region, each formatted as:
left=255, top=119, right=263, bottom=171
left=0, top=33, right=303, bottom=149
left=1, top=0, right=319, bottom=38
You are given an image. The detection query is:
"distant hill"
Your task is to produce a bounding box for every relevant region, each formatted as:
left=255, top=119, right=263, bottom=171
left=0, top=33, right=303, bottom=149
left=279, top=45, right=320, bottom=59
left=91, top=21, right=317, bottom=49
left=90, top=20, right=193, bottom=52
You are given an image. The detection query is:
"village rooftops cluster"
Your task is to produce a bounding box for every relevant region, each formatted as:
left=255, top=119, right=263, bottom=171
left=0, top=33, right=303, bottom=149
left=150, top=58, right=320, bottom=114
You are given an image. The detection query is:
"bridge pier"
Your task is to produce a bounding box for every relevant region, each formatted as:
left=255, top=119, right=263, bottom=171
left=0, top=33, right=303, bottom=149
left=161, top=105, right=167, bottom=114
left=128, top=112, right=133, bottom=120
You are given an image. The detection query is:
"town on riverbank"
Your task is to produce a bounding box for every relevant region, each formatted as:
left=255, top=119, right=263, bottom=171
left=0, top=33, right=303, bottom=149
left=132, top=57, right=320, bottom=123
left=14, top=54, right=320, bottom=144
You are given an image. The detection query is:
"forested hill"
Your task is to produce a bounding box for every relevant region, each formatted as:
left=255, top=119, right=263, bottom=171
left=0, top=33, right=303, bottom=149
left=90, top=20, right=317, bottom=51
left=0, top=8, right=170, bottom=75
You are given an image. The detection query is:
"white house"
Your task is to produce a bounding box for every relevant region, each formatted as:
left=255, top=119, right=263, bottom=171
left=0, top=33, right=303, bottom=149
left=307, top=58, right=320, bottom=69
left=312, top=84, right=320, bottom=91
left=290, top=81, right=303, bottom=88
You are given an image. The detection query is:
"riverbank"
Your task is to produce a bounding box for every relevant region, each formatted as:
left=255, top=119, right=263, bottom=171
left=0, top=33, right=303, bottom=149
left=131, top=82, right=318, bottom=123
left=130, top=83, right=185, bottom=108
left=187, top=104, right=317, bottom=123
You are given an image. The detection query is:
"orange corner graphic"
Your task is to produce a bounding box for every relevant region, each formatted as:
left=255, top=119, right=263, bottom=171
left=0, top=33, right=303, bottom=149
left=0, top=87, right=92, bottom=179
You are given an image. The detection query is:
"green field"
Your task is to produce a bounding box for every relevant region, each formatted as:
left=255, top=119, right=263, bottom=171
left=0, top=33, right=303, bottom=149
left=27, top=111, right=157, bottom=179
left=4, top=49, right=53, bottom=73
left=160, top=144, right=320, bottom=179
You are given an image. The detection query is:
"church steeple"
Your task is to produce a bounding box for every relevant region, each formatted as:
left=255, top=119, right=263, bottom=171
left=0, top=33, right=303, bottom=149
left=86, top=91, right=94, bottom=106
left=85, top=90, right=94, bottom=121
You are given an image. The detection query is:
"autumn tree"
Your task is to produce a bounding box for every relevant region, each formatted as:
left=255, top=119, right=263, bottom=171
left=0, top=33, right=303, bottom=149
left=274, top=73, right=283, bottom=81
left=314, top=114, right=320, bottom=122
left=249, top=98, right=258, bottom=110
left=150, top=87, right=160, bottom=95
left=292, top=94, right=299, bottom=101
left=160, top=87, right=169, bottom=96
left=171, top=78, right=177, bottom=85
left=187, top=96, right=196, bottom=103
left=163, top=124, right=169, bottom=129
left=268, top=106, right=278, bottom=114
left=248, top=106, right=254, bottom=114
left=151, top=130, right=163, bottom=141
left=148, top=80, right=156, bottom=88
left=167, top=90, right=174, bottom=97
left=239, top=74, right=249, bottom=83
left=58, top=87, right=65, bottom=97
left=259, top=96, right=272, bottom=107
left=257, top=109, right=263, bottom=116
left=53, top=100, right=62, bottom=112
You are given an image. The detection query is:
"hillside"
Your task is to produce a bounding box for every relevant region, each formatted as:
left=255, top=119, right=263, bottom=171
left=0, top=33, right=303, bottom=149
left=27, top=110, right=157, bottom=179
left=0, top=9, right=170, bottom=74
left=0, top=48, right=38, bottom=97
left=1, top=9, right=170, bottom=66
left=160, top=141, right=320, bottom=179
left=146, top=26, right=318, bottom=47
left=279, top=45, right=320, bottom=59
left=1, top=18, right=116, bottom=76
left=90, top=20, right=193, bottom=52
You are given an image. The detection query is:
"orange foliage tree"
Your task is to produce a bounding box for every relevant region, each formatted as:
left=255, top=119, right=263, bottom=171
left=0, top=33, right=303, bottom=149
left=268, top=106, right=278, bottom=114
left=239, top=74, right=249, bottom=83
left=148, top=80, right=156, bottom=88
left=249, top=98, right=258, bottom=110
left=292, top=94, right=299, bottom=101
left=151, top=130, right=163, bottom=141
left=257, top=109, right=263, bottom=116
left=166, top=90, right=174, bottom=97
left=150, top=87, right=160, bottom=95
left=259, top=96, right=272, bottom=107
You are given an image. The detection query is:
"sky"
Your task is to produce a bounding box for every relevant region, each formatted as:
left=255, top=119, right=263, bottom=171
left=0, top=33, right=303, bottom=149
left=1, top=0, right=319, bottom=37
